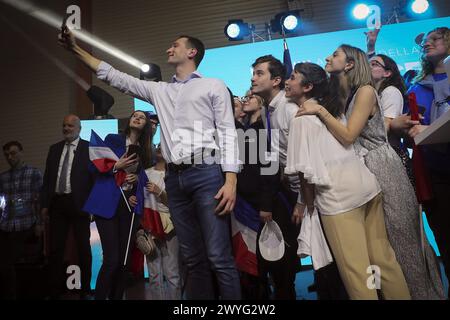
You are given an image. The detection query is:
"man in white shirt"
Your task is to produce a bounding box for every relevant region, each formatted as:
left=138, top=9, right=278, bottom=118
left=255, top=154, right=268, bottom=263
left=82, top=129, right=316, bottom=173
left=250, top=55, right=301, bottom=299
left=58, top=29, right=241, bottom=299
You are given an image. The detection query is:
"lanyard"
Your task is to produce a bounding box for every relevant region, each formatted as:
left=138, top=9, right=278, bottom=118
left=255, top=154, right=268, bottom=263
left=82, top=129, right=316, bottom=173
left=266, top=107, right=272, bottom=152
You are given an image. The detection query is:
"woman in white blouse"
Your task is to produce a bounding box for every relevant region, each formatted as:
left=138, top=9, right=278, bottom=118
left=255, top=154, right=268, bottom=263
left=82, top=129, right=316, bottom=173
left=284, top=62, right=410, bottom=300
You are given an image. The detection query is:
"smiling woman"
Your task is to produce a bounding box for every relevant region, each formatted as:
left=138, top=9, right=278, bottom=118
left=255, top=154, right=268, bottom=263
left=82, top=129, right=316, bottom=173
left=82, top=110, right=153, bottom=300
left=406, top=26, right=450, bottom=297
left=297, top=44, right=446, bottom=299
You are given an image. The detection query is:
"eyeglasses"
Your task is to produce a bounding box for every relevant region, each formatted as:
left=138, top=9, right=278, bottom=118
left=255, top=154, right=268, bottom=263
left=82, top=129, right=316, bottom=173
left=240, top=95, right=257, bottom=103
left=239, top=96, right=249, bottom=103
left=370, top=60, right=386, bottom=69
left=420, top=35, right=444, bottom=48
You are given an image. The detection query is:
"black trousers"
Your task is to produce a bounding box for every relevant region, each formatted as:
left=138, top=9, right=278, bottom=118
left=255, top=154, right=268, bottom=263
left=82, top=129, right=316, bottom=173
left=424, top=171, right=450, bottom=296
left=0, top=228, right=33, bottom=299
left=257, top=187, right=301, bottom=300
left=94, top=194, right=141, bottom=300
left=49, top=194, right=92, bottom=297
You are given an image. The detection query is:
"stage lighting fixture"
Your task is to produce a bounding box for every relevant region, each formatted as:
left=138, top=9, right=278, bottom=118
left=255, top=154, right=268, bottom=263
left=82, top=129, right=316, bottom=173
left=411, top=0, right=429, bottom=14
left=224, top=19, right=250, bottom=41
left=283, top=14, right=299, bottom=31
left=139, top=63, right=162, bottom=82
left=271, top=10, right=301, bottom=34
left=353, top=4, right=370, bottom=19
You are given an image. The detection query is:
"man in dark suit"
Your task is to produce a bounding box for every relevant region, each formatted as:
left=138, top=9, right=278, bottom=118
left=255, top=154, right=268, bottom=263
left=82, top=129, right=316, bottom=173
left=40, top=114, right=94, bottom=299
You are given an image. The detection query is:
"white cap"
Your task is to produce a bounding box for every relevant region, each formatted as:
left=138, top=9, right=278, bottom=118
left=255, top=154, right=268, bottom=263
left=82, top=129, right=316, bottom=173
left=258, top=220, right=285, bottom=261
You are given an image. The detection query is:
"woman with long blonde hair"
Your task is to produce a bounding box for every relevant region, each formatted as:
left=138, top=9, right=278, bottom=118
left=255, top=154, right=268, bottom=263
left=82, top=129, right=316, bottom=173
left=297, top=44, right=445, bottom=299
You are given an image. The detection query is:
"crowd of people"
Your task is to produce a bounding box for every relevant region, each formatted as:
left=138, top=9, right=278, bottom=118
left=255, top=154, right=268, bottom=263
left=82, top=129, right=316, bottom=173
left=0, top=24, right=448, bottom=300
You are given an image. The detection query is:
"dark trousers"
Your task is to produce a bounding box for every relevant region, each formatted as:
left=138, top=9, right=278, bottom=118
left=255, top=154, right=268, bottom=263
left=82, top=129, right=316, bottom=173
left=424, top=171, right=450, bottom=296
left=240, top=272, right=270, bottom=300
left=0, top=228, right=33, bottom=299
left=257, top=187, right=301, bottom=300
left=49, top=194, right=92, bottom=297
left=94, top=194, right=141, bottom=300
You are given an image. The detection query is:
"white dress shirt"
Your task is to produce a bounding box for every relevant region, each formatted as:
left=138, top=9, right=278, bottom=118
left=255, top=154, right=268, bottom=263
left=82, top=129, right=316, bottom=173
left=261, top=90, right=301, bottom=202
left=56, top=137, right=80, bottom=194
left=97, top=62, right=239, bottom=173
left=261, top=90, right=298, bottom=167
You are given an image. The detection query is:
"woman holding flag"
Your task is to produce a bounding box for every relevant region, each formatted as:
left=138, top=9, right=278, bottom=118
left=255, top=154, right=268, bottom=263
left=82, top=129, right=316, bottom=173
left=84, top=110, right=152, bottom=300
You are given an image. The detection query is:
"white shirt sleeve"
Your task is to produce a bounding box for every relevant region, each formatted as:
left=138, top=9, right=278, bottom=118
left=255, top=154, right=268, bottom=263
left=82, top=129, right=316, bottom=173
left=285, top=116, right=331, bottom=187
left=211, top=80, right=240, bottom=173
left=96, top=61, right=161, bottom=106
left=380, top=86, right=404, bottom=119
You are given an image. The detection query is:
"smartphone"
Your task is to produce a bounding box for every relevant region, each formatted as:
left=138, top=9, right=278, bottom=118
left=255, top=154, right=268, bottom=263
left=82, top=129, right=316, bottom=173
left=127, top=144, right=141, bottom=158
left=0, top=194, right=6, bottom=211
left=61, top=14, right=69, bottom=31
left=418, top=105, right=426, bottom=116
left=61, top=14, right=70, bottom=39
left=407, top=106, right=426, bottom=118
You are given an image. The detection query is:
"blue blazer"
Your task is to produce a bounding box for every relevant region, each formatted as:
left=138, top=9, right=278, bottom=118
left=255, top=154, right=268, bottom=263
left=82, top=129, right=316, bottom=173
left=83, top=134, right=146, bottom=219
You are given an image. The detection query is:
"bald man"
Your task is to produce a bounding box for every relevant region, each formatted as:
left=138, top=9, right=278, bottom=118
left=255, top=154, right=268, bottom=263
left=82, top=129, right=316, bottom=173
left=41, top=115, right=94, bottom=299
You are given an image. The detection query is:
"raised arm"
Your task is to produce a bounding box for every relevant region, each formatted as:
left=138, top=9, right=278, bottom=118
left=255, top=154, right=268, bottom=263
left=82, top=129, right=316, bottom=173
left=58, top=27, right=101, bottom=72
left=58, top=28, right=157, bottom=104
left=297, top=86, right=377, bottom=147
left=365, top=27, right=380, bottom=59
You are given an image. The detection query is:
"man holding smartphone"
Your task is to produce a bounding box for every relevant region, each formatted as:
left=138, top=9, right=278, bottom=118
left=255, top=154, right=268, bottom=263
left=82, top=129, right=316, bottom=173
left=58, top=26, right=241, bottom=299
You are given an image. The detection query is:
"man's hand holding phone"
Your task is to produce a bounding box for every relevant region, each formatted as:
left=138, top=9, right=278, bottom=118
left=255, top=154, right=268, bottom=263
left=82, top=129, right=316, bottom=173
left=58, top=15, right=76, bottom=50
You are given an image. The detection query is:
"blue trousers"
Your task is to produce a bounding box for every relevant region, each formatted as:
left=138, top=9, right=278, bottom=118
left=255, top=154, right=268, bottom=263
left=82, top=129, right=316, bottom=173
left=165, top=163, right=241, bottom=300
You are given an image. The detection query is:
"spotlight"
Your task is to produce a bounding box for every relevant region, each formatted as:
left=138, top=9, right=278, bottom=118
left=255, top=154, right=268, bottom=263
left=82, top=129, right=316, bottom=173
left=139, top=63, right=162, bottom=82
left=283, top=15, right=299, bottom=31
left=271, top=10, right=301, bottom=34
left=353, top=4, right=370, bottom=19
left=411, top=0, right=429, bottom=14
left=224, top=19, right=250, bottom=41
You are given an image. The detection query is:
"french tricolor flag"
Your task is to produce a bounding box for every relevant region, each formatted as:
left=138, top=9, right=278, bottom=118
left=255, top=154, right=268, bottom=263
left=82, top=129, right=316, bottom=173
left=141, top=184, right=165, bottom=240
left=231, top=195, right=260, bottom=277
left=89, top=130, right=119, bottom=172
left=89, top=130, right=126, bottom=186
